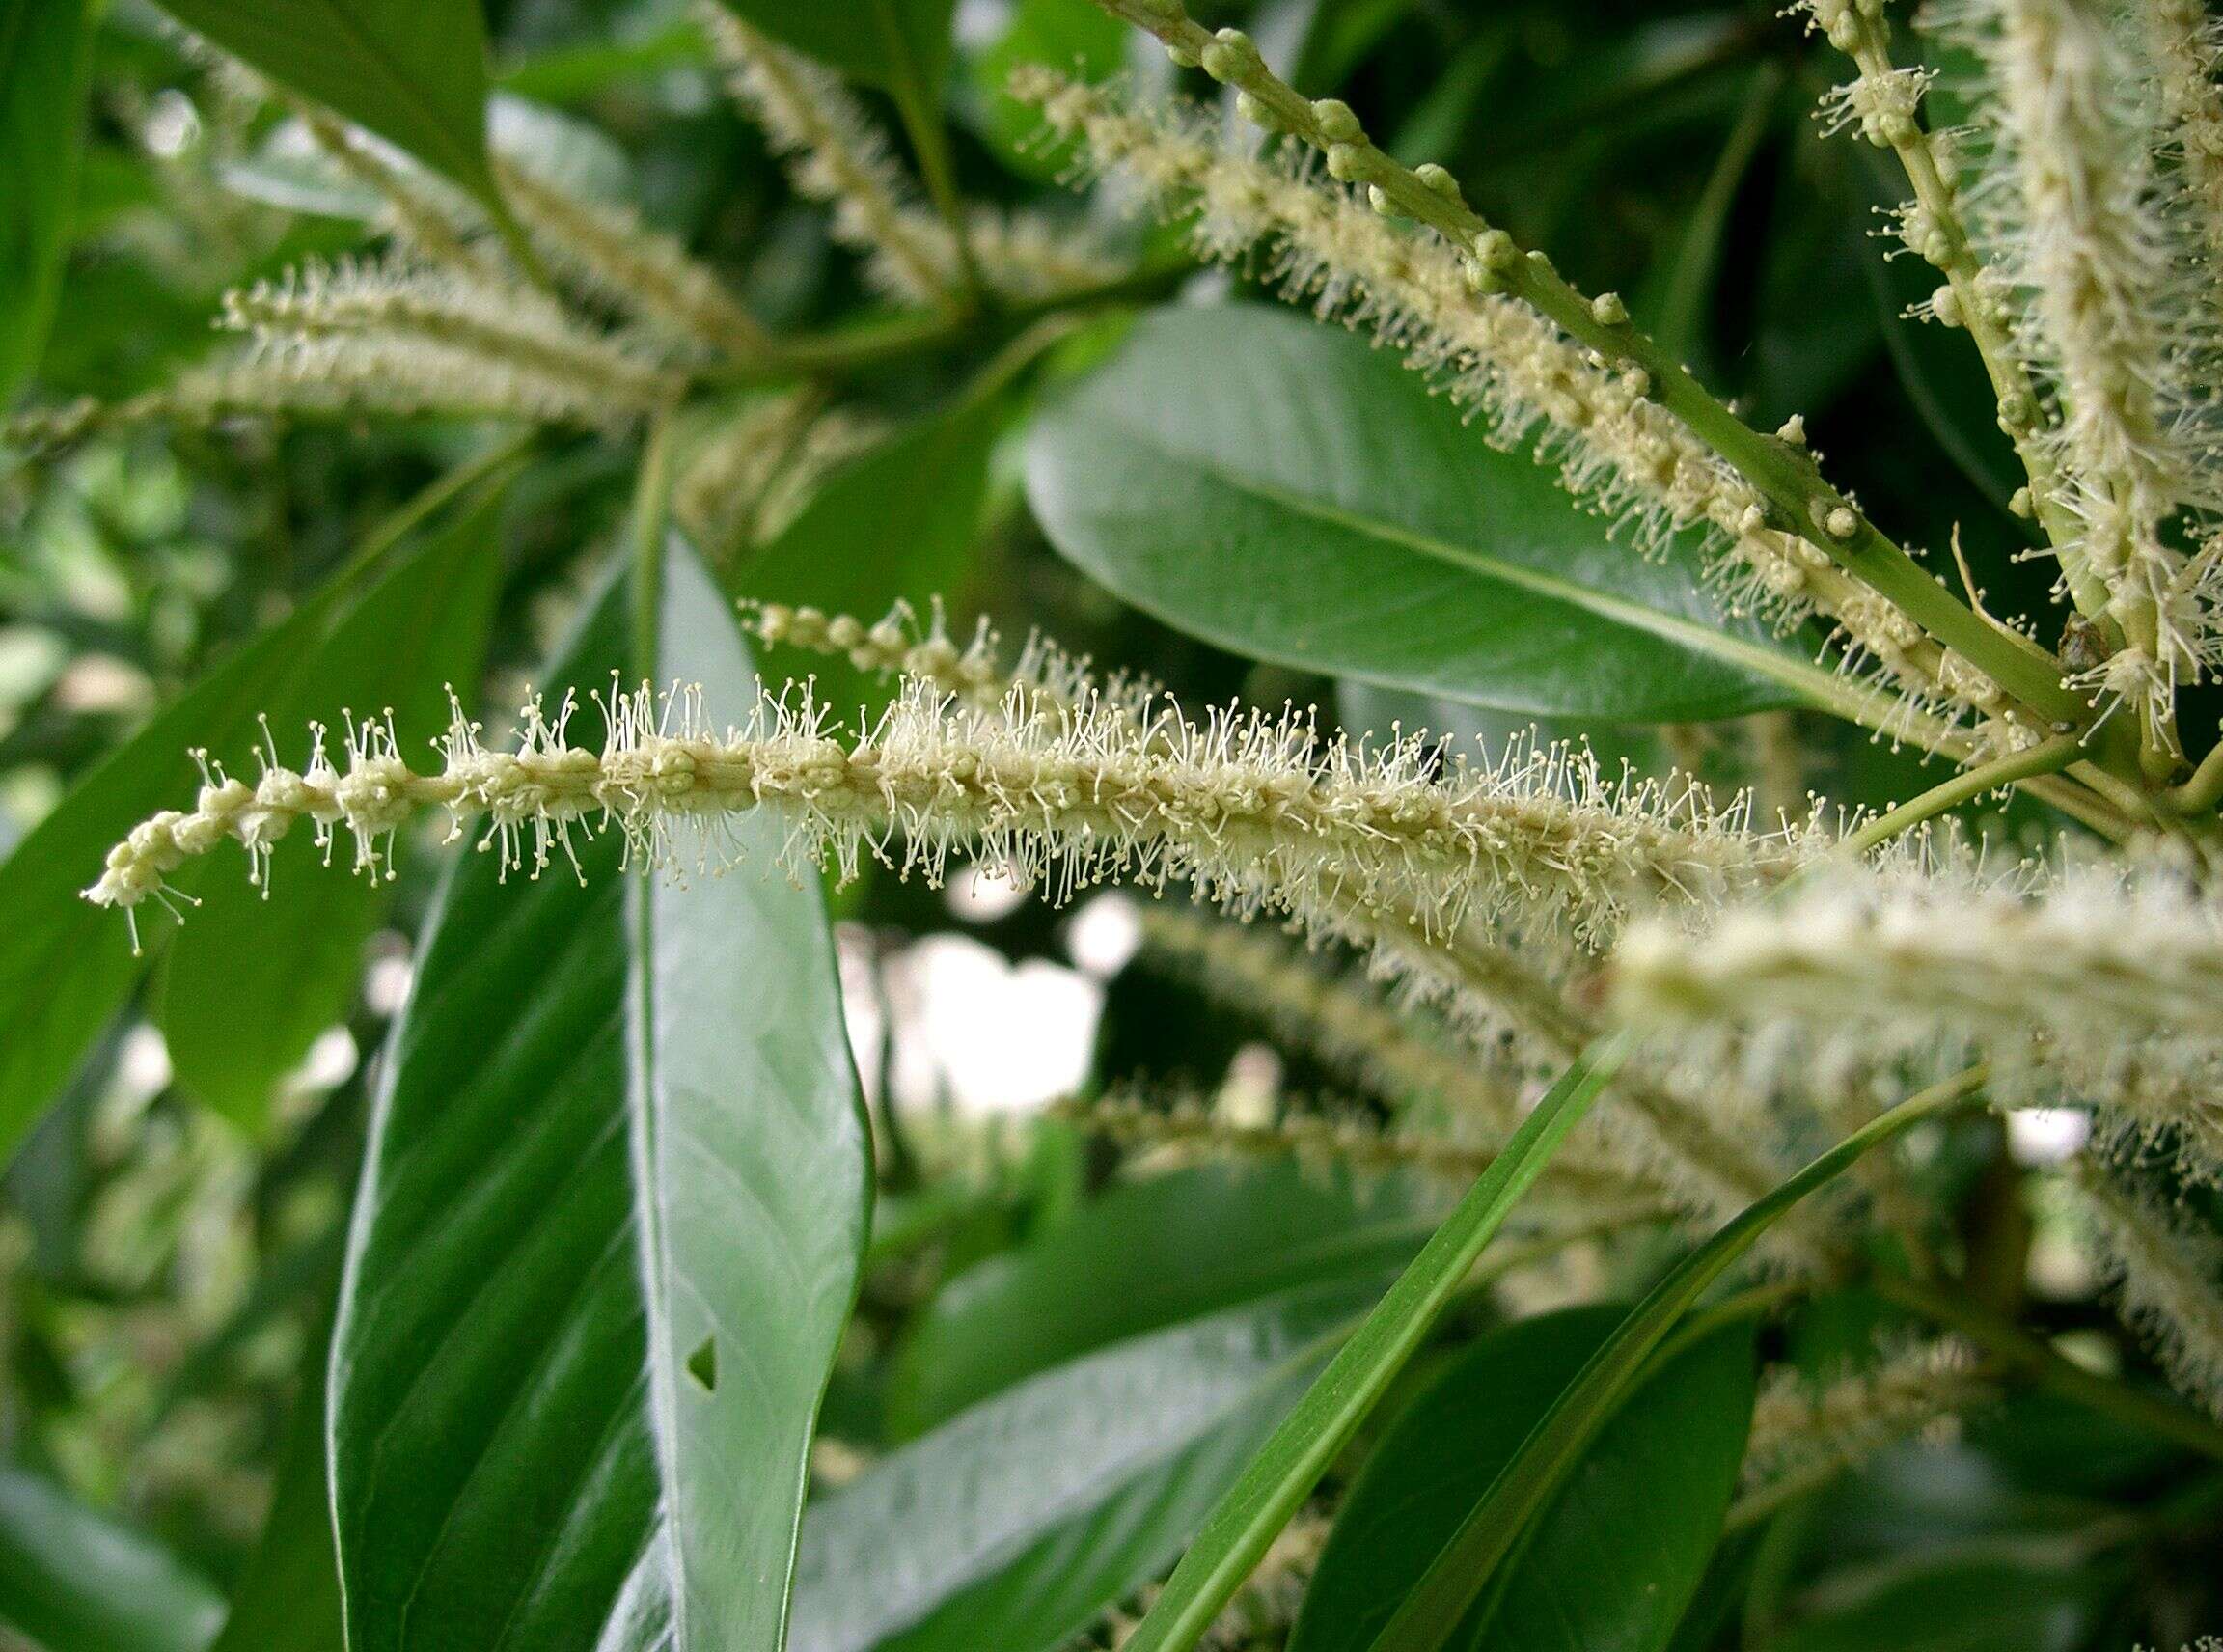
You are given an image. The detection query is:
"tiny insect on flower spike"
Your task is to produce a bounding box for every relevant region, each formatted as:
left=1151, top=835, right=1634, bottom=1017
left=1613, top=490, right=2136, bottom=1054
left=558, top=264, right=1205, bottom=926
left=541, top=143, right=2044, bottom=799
left=1070, top=0, right=2100, bottom=749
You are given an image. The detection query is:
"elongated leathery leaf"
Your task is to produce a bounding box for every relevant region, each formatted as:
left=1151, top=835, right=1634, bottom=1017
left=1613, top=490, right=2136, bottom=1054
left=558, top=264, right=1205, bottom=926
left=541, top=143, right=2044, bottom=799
left=329, top=539, right=870, bottom=1651
left=0, top=1467, right=224, bottom=1652
left=793, top=1277, right=1378, bottom=1652
left=0, top=449, right=517, bottom=1161
left=153, top=0, right=504, bottom=210
left=1370, top=1069, right=1988, bottom=1652
left=1112, top=1036, right=1633, bottom=1652
left=1027, top=304, right=1825, bottom=724
left=159, top=482, right=508, bottom=1133
left=0, top=0, right=95, bottom=399
left=1289, top=1305, right=1755, bottom=1652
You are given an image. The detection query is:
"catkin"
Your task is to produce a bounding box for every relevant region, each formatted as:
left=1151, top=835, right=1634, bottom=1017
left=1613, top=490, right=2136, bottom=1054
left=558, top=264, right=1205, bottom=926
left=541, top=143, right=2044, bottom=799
left=2080, top=1164, right=2223, bottom=1420
left=1012, top=67, right=2006, bottom=753
left=86, top=675, right=1812, bottom=956
left=1608, top=866, right=2223, bottom=1161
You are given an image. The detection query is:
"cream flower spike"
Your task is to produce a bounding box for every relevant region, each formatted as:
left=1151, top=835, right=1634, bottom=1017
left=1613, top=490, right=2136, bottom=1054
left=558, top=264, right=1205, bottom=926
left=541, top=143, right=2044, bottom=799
left=86, top=669, right=1816, bottom=959
left=2079, top=1163, right=2223, bottom=1420
left=1941, top=0, right=2220, bottom=748
left=492, top=161, right=773, bottom=361
left=1607, top=864, right=2223, bottom=1162
left=5, top=331, right=648, bottom=450
left=701, top=6, right=1123, bottom=306
left=741, top=599, right=1163, bottom=726
left=1052, top=1091, right=1676, bottom=1221
left=221, top=258, right=682, bottom=412
left=1011, top=66, right=2007, bottom=756
left=1735, top=1338, right=1991, bottom=1527
left=699, top=3, right=960, bottom=303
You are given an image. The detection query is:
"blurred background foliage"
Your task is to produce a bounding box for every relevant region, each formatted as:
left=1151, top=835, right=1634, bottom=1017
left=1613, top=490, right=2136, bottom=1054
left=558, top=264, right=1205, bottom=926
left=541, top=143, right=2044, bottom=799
left=0, top=0, right=2211, bottom=1649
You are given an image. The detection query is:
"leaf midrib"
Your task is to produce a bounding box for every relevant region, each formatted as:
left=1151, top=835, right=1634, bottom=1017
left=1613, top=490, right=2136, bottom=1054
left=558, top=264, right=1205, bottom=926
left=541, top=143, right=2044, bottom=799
left=302, top=0, right=485, bottom=188
left=1098, top=423, right=1844, bottom=713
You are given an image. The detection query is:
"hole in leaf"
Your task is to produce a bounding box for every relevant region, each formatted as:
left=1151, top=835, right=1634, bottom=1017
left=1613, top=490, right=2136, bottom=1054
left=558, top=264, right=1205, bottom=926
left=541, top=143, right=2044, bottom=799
left=687, top=1335, right=718, bottom=1393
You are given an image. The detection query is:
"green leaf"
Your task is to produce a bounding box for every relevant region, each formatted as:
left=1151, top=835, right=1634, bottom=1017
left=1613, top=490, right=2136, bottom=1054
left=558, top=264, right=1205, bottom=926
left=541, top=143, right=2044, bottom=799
left=159, top=484, right=508, bottom=1133
left=892, top=1157, right=1445, bottom=1436
left=0, top=449, right=515, bottom=1166
left=792, top=1278, right=1373, bottom=1652
left=1289, top=1305, right=1755, bottom=1652
left=1114, top=1038, right=1632, bottom=1652
left=0, top=1467, right=226, bottom=1652
left=209, top=1304, right=344, bottom=1652
left=151, top=0, right=502, bottom=208
left=738, top=394, right=1001, bottom=720
left=328, top=540, right=871, bottom=1651
left=0, top=619, right=310, bottom=1164
left=0, top=447, right=515, bottom=1165
left=1769, top=1554, right=2116, bottom=1652
left=1367, top=1072, right=1983, bottom=1652
left=1025, top=304, right=1816, bottom=723
left=717, top=0, right=955, bottom=91
left=0, top=0, right=95, bottom=399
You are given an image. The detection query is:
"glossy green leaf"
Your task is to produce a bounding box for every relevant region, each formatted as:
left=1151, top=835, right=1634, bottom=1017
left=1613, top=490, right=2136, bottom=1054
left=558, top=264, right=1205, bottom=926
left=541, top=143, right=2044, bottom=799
left=1026, top=304, right=1817, bottom=723
left=1369, top=1075, right=1981, bottom=1652
left=151, top=0, right=501, bottom=207
left=0, top=626, right=287, bottom=1158
left=717, top=0, right=955, bottom=92
left=1115, top=1039, right=1632, bottom=1652
left=1770, top=1555, right=2116, bottom=1652
left=892, top=1158, right=1443, bottom=1435
left=0, top=446, right=512, bottom=1165
left=328, top=541, right=870, bottom=1651
left=159, top=485, right=507, bottom=1133
left=0, top=0, right=95, bottom=399
left=0, top=1467, right=225, bottom=1652
left=1290, top=1305, right=1755, bottom=1652
left=793, top=1278, right=1373, bottom=1652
